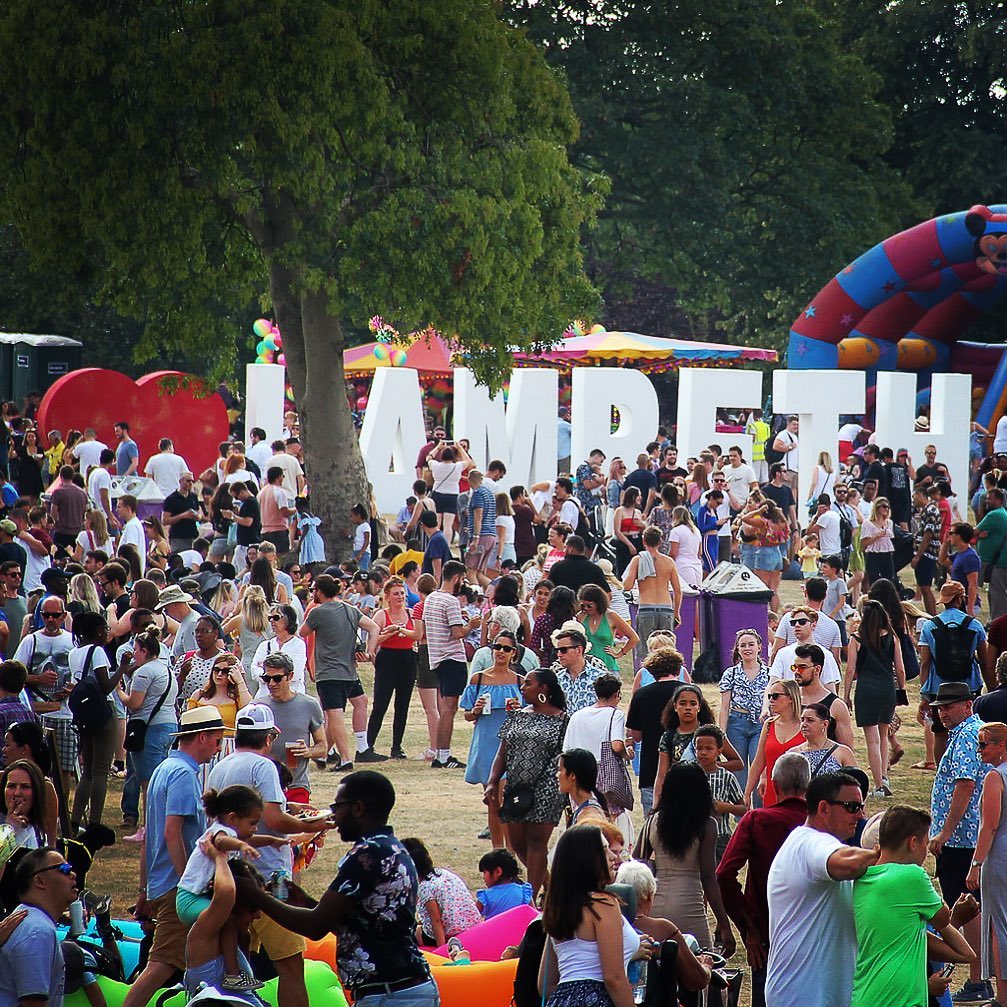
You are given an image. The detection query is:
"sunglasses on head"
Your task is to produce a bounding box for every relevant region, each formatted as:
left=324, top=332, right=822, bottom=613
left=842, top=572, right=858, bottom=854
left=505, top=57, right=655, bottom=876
left=262, top=674, right=288, bottom=684
left=491, top=643, right=515, bottom=653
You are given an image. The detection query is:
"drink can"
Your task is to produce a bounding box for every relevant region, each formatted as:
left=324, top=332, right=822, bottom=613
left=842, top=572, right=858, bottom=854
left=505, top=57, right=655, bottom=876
left=481, top=693, right=492, bottom=715
left=271, top=870, right=290, bottom=902
left=0, top=825, right=16, bottom=868
left=69, top=899, right=85, bottom=936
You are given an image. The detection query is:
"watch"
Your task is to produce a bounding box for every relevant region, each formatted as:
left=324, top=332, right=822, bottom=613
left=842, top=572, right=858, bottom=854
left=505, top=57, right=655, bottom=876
left=971, top=860, right=984, bottom=869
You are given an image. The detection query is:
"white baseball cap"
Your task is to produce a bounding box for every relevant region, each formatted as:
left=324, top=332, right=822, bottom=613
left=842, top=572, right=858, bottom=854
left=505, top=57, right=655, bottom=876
left=234, top=703, right=278, bottom=733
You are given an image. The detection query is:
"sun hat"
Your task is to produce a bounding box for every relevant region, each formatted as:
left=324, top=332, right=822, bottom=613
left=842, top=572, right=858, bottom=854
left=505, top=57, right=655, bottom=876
left=155, top=585, right=195, bottom=610
left=234, top=703, right=278, bottom=733
left=928, top=682, right=973, bottom=707
left=171, top=706, right=226, bottom=737
left=938, top=581, right=966, bottom=606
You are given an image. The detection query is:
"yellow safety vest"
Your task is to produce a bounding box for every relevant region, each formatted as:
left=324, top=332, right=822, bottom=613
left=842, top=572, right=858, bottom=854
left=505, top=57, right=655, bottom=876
left=748, top=420, right=771, bottom=461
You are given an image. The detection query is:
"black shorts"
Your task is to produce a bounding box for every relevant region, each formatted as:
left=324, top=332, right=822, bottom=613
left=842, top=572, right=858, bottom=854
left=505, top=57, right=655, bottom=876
left=316, top=678, right=365, bottom=710
left=936, top=846, right=977, bottom=910
left=434, top=659, right=468, bottom=698
left=431, top=491, right=458, bottom=515
left=915, top=555, right=937, bottom=587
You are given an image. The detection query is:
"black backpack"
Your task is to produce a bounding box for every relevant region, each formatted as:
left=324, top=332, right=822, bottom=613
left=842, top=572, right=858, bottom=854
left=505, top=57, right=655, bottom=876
left=928, top=616, right=979, bottom=682
left=838, top=511, right=853, bottom=552
left=68, top=645, right=113, bottom=733
left=512, top=918, right=546, bottom=1007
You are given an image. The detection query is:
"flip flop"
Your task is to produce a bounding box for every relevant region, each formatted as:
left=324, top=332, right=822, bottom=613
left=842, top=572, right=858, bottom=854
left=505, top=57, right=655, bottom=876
left=911, top=761, right=937, bottom=770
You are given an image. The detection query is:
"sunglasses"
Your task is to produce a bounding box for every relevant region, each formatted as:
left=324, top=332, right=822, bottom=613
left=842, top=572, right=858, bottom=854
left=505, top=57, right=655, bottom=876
left=268, top=614, right=283, bottom=621
left=790, top=663, right=814, bottom=673
left=41, top=612, right=63, bottom=619
left=32, top=862, right=73, bottom=878
left=491, top=643, right=515, bottom=653
left=262, top=674, right=288, bottom=684
left=828, top=800, right=865, bottom=813
left=979, top=741, right=995, bottom=749
left=790, top=618, right=810, bottom=626
left=767, top=692, right=785, bottom=700
left=213, top=666, right=233, bottom=674
left=555, top=645, right=581, bottom=654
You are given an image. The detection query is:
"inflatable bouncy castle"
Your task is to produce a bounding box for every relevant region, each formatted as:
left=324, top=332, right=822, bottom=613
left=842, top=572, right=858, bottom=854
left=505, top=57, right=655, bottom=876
left=788, top=204, right=1007, bottom=428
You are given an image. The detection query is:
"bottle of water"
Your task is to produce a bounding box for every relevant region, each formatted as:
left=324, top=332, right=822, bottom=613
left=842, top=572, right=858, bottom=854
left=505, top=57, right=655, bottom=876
left=631, top=960, right=648, bottom=1005
left=271, top=869, right=289, bottom=902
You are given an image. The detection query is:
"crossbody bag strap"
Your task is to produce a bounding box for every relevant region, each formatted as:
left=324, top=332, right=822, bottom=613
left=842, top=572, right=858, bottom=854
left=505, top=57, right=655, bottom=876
left=809, top=744, right=841, bottom=779
left=144, top=668, right=173, bottom=722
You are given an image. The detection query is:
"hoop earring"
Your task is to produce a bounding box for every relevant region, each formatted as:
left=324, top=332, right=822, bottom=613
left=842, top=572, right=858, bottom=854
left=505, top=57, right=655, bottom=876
left=537, top=693, right=547, bottom=704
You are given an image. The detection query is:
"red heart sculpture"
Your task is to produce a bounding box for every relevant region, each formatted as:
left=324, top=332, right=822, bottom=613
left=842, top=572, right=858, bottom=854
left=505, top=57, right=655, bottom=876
left=37, top=369, right=230, bottom=478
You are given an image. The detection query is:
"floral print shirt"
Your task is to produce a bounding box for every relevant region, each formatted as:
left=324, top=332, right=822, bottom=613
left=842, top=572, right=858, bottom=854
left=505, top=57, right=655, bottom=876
left=550, top=655, right=611, bottom=714
left=719, top=661, right=771, bottom=724
left=328, top=826, right=431, bottom=989
left=930, top=713, right=984, bottom=849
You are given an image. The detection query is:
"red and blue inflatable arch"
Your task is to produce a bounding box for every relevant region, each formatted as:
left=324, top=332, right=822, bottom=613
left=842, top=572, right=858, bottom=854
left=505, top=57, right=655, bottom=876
left=788, top=205, right=1007, bottom=426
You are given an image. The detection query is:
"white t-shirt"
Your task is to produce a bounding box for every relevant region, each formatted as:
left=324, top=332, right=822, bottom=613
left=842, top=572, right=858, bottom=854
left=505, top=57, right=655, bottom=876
left=144, top=452, right=189, bottom=497
left=766, top=826, right=856, bottom=1007
left=119, top=516, right=147, bottom=574
left=75, top=530, right=114, bottom=557
left=14, top=631, right=74, bottom=719
left=73, top=440, right=108, bottom=473
left=177, top=549, right=203, bottom=570
left=812, top=510, right=842, bottom=555
left=482, top=476, right=503, bottom=495
left=995, top=415, right=1007, bottom=454
left=429, top=460, right=464, bottom=495
left=772, top=642, right=842, bottom=687
left=666, top=524, right=704, bottom=588
left=267, top=452, right=303, bottom=498
left=838, top=423, right=865, bottom=442
left=87, top=467, right=113, bottom=508
left=725, top=463, right=757, bottom=506
left=531, top=482, right=555, bottom=517
left=248, top=440, right=274, bottom=474
left=775, top=611, right=842, bottom=652
left=776, top=430, right=800, bottom=471
left=563, top=705, right=626, bottom=764
left=179, top=824, right=239, bottom=895
left=495, top=514, right=515, bottom=547
left=17, top=535, right=50, bottom=593
left=225, top=469, right=259, bottom=489
left=558, top=499, right=579, bottom=528
left=353, top=522, right=370, bottom=554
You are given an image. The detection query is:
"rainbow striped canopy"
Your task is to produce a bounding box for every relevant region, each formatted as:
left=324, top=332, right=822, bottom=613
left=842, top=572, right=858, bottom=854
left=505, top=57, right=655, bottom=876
left=343, top=331, right=457, bottom=377
left=515, top=331, right=777, bottom=370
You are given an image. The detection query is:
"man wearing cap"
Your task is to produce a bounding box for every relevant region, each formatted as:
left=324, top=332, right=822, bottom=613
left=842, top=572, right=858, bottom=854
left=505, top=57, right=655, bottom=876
left=209, top=702, right=330, bottom=1007
left=258, top=652, right=326, bottom=802
left=549, top=622, right=609, bottom=714
left=122, top=706, right=226, bottom=1007
left=156, top=585, right=200, bottom=659
left=0, top=520, right=27, bottom=584
left=13, top=594, right=75, bottom=794
left=926, top=682, right=988, bottom=1003
left=920, top=581, right=990, bottom=764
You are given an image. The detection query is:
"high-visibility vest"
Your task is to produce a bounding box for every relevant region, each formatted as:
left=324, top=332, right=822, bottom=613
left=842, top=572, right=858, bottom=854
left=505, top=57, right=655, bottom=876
left=748, top=419, right=771, bottom=461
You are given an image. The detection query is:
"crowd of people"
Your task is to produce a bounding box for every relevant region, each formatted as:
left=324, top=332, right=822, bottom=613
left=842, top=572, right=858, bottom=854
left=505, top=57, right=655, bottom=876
left=0, top=396, right=1005, bottom=1007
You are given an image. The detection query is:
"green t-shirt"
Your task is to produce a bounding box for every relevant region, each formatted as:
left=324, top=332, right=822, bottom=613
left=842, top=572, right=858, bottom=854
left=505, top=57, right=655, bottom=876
left=977, top=507, right=1007, bottom=567
left=851, top=862, right=942, bottom=1007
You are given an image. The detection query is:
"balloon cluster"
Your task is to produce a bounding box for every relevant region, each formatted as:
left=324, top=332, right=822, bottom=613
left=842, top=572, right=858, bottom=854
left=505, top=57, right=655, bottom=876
left=424, top=377, right=451, bottom=416
left=253, top=318, right=286, bottom=367
left=369, top=315, right=409, bottom=367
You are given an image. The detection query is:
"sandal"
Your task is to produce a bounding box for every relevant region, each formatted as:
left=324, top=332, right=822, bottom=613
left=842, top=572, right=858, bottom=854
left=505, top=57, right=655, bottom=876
left=889, top=745, right=905, bottom=768
left=911, top=761, right=937, bottom=770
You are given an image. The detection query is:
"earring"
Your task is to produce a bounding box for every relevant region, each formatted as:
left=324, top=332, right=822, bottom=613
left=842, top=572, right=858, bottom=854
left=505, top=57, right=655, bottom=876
left=537, top=693, right=547, bottom=704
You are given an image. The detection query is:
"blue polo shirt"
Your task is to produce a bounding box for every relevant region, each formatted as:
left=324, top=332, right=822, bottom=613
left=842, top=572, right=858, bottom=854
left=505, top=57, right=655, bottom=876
left=144, top=749, right=204, bottom=900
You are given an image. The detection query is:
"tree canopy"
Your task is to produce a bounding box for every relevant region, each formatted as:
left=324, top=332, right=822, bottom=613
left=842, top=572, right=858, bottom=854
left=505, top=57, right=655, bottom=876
left=0, top=0, right=599, bottom=552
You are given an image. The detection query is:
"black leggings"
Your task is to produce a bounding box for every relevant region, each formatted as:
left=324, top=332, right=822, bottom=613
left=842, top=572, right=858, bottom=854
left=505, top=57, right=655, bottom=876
left=367, top=647, right=417, bottom=750
left=865, top=551, right=895, bottom=588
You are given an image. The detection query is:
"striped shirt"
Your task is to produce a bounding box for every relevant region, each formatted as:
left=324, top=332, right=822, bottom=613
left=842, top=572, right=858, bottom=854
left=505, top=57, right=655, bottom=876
left=423, top=590, right=467, bottom=667
left=467, top=486, right=497, bottom=538
left=705, top=766, right=745, bottom=838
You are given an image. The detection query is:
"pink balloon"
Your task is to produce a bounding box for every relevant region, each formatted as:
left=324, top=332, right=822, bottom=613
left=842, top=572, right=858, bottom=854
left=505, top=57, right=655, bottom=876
left=277, top=354, right=286, bottom=365
left=356, top=395, right=368, bottom=410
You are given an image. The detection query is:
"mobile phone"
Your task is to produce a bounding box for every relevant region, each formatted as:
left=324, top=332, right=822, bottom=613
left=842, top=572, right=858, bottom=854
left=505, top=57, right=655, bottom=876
left=940, top=963, right=957, bottom=978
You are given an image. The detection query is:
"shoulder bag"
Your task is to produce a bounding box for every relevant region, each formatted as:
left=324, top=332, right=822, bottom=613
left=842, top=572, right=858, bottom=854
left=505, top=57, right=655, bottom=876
left=597, top=707, right=635, bottom=812
left=123, top=669, right=173, bottom=752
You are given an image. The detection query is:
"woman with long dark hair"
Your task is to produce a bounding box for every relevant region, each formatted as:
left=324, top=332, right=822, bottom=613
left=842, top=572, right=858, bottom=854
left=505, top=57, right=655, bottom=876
left=243, top=557, right=288, bottom=606
left=0, top=759, right=48, bottom=849
left=402, top=836, right=481, bottom=947
left=557, top=748, right=609, bottom=826
left=484, top=669, right=568, bottom=896
left=633, top=762, right=735, bottom=955
left=539, top=824, right=639, bottom=1007
left=843, top=598, right=905, bottom=798
left=868, top=577, right=916, bottom=767
left=612, top=486, right=646, bottom=576
left=530, top=585, right=577, bottom=665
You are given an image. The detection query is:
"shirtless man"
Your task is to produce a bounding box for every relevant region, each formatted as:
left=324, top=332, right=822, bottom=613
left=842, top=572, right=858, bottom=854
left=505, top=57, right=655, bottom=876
left=623, top=526, right=682, bottom=660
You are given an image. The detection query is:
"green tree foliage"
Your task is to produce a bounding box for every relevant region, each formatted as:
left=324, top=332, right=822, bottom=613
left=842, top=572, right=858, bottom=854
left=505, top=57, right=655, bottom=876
left=0, top=1, right=599, bottom=554
left=510, top=0, right=917, bottom=349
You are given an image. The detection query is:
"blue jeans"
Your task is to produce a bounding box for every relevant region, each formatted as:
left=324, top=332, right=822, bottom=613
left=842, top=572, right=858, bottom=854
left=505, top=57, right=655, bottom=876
left=640, top=786, right=654, bottom=816
left=128, top=720, right=174, bottom=788
left=725, top=711, right=762, bottom=791
left=355, top=979, right=440, bottom=1007
left=120, top=762, right=139, bottom=821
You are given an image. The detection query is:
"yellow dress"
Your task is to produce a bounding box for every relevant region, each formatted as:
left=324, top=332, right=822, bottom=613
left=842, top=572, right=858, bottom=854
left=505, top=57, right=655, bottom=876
left=186, top=696, right=241, bottom=737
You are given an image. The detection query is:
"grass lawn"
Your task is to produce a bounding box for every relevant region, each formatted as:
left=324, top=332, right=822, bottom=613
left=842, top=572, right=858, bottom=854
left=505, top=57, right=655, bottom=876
left=85, top=576, right=941, bottom=1006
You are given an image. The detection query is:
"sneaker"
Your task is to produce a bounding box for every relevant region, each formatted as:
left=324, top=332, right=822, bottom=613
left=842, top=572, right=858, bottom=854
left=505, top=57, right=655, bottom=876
left=326, top=751, right=340, bottom=765
left=122, top=827, right=145, bottom=844
left=432, top=756, right=466, bottom=769
left=355, top=748, right=388, bottom=763
left=477, top=827, right=491, bottom=840
left=869, top=785, right=893, bottom=798
left=330, top=761, right=354, bottom=773
left=390, top=747, right=408, bottom=760
left=313, top=757, right=327, bottom=770
left=221, top=974, right=265, bottom=993
left=952, top=979, right=995, bottom=1004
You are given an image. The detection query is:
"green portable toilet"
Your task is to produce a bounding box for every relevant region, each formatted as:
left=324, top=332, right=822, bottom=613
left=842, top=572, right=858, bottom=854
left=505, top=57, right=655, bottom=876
left=0, top=333, right=83, bottom=404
